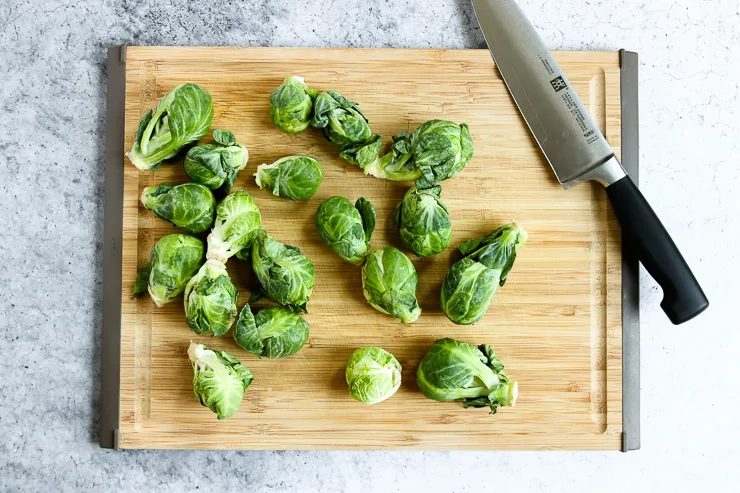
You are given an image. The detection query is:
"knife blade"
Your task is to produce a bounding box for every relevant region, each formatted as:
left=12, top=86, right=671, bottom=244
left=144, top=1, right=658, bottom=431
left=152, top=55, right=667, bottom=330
left=472, top=0, right=708, bottom=324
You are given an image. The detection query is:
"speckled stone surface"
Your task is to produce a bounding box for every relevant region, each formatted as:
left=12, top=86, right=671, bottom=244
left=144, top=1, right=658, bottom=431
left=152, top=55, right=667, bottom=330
left=1, top=0, right=738, bottom=491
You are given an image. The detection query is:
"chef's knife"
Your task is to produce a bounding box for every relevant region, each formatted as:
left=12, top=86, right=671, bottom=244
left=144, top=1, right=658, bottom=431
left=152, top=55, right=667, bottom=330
left=471, top=0, right=708, bottom=324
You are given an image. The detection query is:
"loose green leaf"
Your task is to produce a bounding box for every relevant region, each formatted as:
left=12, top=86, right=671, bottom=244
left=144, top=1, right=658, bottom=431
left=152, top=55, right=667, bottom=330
left=361, top=247, right=421, bottom=323
left=184, top=260, right=238, bottom=336
left=140, top=182, right=216, bottom=234
left=126, top=83, right=214, bottom=170
left=233, top=304, right=310, bottom=358
left=188, top=342, right=253, bottom=420
left=254, top=155, right=323, bottom=200
left=416, top=338, right=518, bottom=414
left=315, top=196, right=375, bottom=265
left=147, top=234, right=205, bottom=307
left=269, top=76, right=318, bottom=134
left=345, top=347, right=402, bottom=404
left=393, top=185, right=452, bottom=257
left=132, top=262, right=152, bottom=298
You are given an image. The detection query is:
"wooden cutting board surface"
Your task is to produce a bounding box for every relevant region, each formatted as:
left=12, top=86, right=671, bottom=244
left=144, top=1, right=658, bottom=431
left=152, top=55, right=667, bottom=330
left=119, top=47, right=623, bottom=450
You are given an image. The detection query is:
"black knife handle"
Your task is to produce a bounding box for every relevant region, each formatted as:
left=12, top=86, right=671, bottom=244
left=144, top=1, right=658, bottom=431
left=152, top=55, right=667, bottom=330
left=606, top=175, right=708, bottom=324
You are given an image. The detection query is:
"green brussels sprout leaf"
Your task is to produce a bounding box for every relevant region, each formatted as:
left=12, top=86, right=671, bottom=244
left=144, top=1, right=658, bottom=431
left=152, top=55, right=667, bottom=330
left=184, top=260, right=238, bottom=336
left=206, top=190, right=262, bottom=263
left=251, top=230, right=315, bottom=311
left=355, top=197, right=376, bottom=245
left=361, top=247, right=421, bottom=323
left=140, top=182, right=216, bottom=234
left=393, top=185, right=452, bottom=257
left=233, top=304, right=310, bottom=358
left=213, top=128, right=237, bottom=146
left=345, top=347, right=402, bottom=404
left=416, top=338, right=517, bottom=414
left=254, top=155, right=323, bottom=200
left=147, top=234, right=205, bottom=307
left=338, top=134, right=383, bottom=167
left=132, top=262, right=152, bottom=298
left=270, top=76, right=318, bottom=134
left=315, top=196, right=375, bottom=265
left=188, top=342, right=253, bottom=420
left=356, top=131, right=418, bottom=181
left=126, top=83, right=214, bottom=170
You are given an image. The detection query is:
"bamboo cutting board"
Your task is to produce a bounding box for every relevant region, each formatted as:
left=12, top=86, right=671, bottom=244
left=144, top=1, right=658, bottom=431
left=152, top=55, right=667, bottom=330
left=117, top=47, right=624, bottom=450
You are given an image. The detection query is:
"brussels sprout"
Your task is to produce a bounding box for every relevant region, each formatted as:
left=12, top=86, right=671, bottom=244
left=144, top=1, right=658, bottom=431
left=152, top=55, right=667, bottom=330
left=345, top=347, right=402, bottom=404
left=353, top=120, right=473, bottom=187
left=251, top=230, right=315, bottom=312
left=188, top=341, right=254, bottom=420
left=140, top=183, right=216, bottom=234
left=361, top=247, right=421, bottom=323
left=183, top=129, right=249, bottom=192
left=184, top=260, right=238, bottom=336
left=126, top=83, right=214, bottom=170
left=233, top=304, right=309, bottom=358
left=145, top=234, right=205, bottom=307
left=270, top=76, right=318, bottom=134
left=416, top=338, right=518, bottom=413
left=393, top=185, right=452, bottom=257
left=206, top=190, right=262, bottom=263
left=412, top=120, right=473, bottom=188
left=311, top=91, right=374, bottom=150
left=315, top=196, right=375, bottom=265
left=254, top=155, right=323, bottom=200
left=440, top=222, right=527, bottom=325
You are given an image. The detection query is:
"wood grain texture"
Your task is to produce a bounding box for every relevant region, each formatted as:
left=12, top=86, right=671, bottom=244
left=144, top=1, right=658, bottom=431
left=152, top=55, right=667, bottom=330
left=119, top=47, right=623, bottom=450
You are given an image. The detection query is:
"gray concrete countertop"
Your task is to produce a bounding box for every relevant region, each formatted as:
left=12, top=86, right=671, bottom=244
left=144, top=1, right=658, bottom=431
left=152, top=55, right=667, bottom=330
left=1, top=0, right=737, bottom=491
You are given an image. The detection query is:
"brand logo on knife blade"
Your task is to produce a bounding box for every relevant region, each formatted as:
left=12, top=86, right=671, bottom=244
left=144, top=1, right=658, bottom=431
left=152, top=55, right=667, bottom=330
left=550, top=76, right=567, bottom=92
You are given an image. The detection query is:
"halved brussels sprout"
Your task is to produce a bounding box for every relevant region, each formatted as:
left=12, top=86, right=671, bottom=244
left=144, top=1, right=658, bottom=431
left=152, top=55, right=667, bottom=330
left=270, top=76, right=318, bottom=134
left=345, top=347, right=402, bottom=404
left=188, top=341, right=254, bottom=420
left=233, top=304, right=309, bottom=358
left=393, top=185, right=452, bottom=257
left=315, top=196, right=375, bottom=265
left=440, top=222, right=527, bottom=325
left=361, top=246, right=421, bottom=323
left=254, top=155, right=323, bottom=200
left=126, top=83, right=213, bottom=170
left=251, top=230, right=315, bottom=312
left=184, top=260, right=238, bottom=336
left=145, top=233, right=205, bottom=307
left=416, top=338, right=518, bottom=413
left=140, top=182, right=216, bottom=234
left=311, top=91, right=374, bottom=150
left=206, top=190, right=262, bottom=263
left=183, top=129, right=249, bottom=192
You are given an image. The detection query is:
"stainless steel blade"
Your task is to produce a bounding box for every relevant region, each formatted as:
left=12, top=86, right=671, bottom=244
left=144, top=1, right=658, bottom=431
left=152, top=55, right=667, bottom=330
left=471, top=0, right=626, bottom=188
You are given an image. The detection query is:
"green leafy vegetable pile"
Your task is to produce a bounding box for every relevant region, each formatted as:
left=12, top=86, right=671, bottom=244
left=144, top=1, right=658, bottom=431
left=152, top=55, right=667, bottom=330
left=125, top=78, right=527, bottom=419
